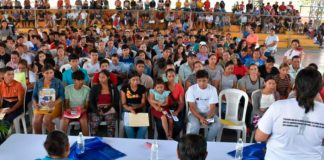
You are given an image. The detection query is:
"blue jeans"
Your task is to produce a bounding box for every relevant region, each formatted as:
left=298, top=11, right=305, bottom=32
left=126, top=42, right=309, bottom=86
left=124, top=126, right=147, bottom=139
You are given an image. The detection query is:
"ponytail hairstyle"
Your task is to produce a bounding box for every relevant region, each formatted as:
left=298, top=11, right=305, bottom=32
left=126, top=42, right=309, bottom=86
left=295, top=68, right=322, bottom=113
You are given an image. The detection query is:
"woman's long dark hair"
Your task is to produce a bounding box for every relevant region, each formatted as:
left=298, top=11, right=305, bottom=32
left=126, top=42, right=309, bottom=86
left=99, top=69, right=113, bottom=86
left=295, top=68, right=322, bottom=113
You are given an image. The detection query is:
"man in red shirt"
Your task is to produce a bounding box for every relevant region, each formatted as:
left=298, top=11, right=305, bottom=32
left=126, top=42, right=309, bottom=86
left=287, top=1, right=294, bottom=11
left=92, top=59, right=118, bottom=86
left=204, top=0, right=210, bottom=11
left=279, top=2, right=287, bottom=15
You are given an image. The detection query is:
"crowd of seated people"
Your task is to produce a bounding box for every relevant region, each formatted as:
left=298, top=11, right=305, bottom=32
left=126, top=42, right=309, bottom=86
left=0, top=1, right=323, bottom=144
left=0, top=0, right=318, bottom=35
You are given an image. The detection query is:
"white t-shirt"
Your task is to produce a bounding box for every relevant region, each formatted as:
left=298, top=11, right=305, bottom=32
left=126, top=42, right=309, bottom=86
left=258, top=98, right=324, bottom=160
left=265, top=35, right=279, bottom=52
left=21, top=53, right=32, bottom=65
left=82, top=61, right=100, bottom=75
left=260, top=94, right=275, bottom=109
left=205, top=15, right=213, bottom=23
left=81, top=12, right=88, bottom=19
left=186, top=84, right=218, bottom=114
left=284, top=49, right=302, bottom=60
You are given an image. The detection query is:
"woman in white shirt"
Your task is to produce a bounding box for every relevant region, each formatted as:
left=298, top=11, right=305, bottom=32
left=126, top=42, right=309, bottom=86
left=256, top=68, right=324, bottom=160
left=283, top=39, right=305, bottom=65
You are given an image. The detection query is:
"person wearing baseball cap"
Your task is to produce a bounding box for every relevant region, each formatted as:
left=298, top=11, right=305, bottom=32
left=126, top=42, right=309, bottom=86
left=196, top=41, right=209, bottom=64
left=179, top=51, right=197, bottom=84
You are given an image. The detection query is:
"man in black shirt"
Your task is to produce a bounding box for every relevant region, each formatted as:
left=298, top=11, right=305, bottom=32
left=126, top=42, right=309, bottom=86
left=0, top=43, right=10, bottom=68
left=258, top=56, right=279, bottom=79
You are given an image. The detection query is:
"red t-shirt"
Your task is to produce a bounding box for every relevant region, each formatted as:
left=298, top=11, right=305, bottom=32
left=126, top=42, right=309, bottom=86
left=204, top=1, right=210, bottom=11
left=279, top=5, right=286, bottom=11
left=92, top=72, right=118, bottom=86
left=320, top=87, right=324, bottom=102
left=167, top=84, right=185, bottom=106
left=234, top=66, right=247, bottom=78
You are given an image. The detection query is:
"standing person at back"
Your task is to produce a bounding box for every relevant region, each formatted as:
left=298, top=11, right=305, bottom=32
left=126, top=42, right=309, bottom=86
left=256, top=68, right=324, bottom=160
left=185, top=70, right=221, bottom=141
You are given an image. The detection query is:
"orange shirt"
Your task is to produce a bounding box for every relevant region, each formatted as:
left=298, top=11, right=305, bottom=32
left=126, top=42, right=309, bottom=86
left=246, top=34, right=259, bottom=47
left=0, top=80, right=24, bottom=100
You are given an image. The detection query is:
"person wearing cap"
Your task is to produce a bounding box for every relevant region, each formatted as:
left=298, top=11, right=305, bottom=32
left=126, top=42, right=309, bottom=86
left=119, top=44, right=134, bottom=73
left=178, top=51, right=197, bottom=84
left=258, top=56, right=279, bottom=79
left=196, top=41, right=209, bottom=64
left=264, top=28, right=279, bottom=57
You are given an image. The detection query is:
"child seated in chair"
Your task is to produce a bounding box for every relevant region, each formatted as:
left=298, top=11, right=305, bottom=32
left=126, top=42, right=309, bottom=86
left=61, top=70, right=90, bottom=136
left=149, top=78, right=173, bottom=139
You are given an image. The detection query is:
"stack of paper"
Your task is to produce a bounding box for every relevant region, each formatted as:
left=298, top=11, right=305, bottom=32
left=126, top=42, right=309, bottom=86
left=124, top=113, right=149, bottom=127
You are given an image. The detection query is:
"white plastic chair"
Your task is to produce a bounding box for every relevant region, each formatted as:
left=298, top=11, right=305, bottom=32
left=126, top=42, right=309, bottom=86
left=216, top=89, right=249, bottom=143
left=12, top=83, right=27, bottom=134
left=59, top=64, right=71, bottom=73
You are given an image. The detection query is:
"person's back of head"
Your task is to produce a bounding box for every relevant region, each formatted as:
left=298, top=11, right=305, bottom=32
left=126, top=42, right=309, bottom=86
left=295, top=68, right=322, bottom=113
left=44, top=130, right=70, bottom=159
left=177, top=134, right=207, bottom=160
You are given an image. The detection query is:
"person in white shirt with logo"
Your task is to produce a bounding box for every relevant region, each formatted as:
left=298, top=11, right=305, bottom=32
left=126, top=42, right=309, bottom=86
left=186, top=70, right=221, bottom=141
left=283, top=39, right=305, bottom=65
left=256, top=68, right=324, bottom=160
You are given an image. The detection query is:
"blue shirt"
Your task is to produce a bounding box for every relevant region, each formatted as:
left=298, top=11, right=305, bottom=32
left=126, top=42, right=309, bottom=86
left=62, top=68, right=90, bottom=85
left=105, top=46, right=118, bottom=57
left=37, top=156, right=71, bottom=160
left=32, top=78, right=65, bottom=102
left=119, top=56, right=134, bottom=71
left=245, top=58, right=265, bottom=67
left=31, top=44, right=39, bottom=52
left=110, top=62, right=127, bottom=73
left=152, top=44, right=164, bottom=59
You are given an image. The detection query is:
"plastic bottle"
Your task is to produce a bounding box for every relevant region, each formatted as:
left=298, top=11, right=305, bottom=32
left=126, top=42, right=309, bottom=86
left=150, top=140, right=159, bottom=160
left=77, top=132, right=85, bottom=154
left=235, top=138, right=244, bottom=160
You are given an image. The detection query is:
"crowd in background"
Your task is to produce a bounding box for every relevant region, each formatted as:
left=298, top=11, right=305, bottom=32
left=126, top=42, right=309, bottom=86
left=0, top=0, right=323, bottom=143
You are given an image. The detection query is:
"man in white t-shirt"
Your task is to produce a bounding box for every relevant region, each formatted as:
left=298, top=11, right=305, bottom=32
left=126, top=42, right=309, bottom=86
left=82, top=49, right=100, bottom=77
left=264, top=28, right=279, bottom=56
left=256, top=68, right=324, bottom=160
left=283, top=39, right=304, bottom=64
left=186, top=70, right=221, bottom=141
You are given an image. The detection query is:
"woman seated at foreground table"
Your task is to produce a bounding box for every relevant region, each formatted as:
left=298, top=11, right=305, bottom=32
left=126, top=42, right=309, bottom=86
left=38, top=130, right=71, bottom=160
left=256, top=68, right=324, bottom=160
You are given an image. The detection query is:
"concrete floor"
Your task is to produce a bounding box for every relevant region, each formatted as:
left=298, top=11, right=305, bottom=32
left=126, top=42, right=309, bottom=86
left=275, top=48, right=324, bottom=73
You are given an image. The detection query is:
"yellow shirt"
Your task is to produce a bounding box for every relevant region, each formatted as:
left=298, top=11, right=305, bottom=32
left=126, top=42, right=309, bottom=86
left=176, top=1, right=181, bottom=9
left=197, top=1, right=203, bottom=9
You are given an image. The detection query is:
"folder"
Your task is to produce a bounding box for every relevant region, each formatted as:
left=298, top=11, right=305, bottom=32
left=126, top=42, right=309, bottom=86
left=124, top=113, right=149, bottom=127
left=220, top=119, right=237, bottom=126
